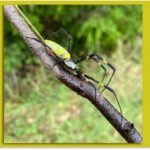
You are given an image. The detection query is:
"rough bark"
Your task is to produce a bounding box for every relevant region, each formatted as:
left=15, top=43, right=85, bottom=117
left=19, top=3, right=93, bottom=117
left=4, top=5, right=142, bottom=143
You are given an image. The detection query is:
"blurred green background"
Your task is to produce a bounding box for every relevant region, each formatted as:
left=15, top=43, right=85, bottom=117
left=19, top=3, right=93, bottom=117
left=4, top=5, right=142, bottom=143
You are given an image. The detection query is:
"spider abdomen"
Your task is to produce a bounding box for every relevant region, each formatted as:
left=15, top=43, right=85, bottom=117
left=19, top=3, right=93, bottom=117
left=45, top=40, right=70, bottom=60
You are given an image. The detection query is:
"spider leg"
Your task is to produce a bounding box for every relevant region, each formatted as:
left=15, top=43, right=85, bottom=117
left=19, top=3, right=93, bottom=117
left=75, top=54, right=115, bottom=92
left=76, top=69, right=98, bottom=101
left=56, top=28, right=72, bottom=53
left=89, top=54, right=115, bottom=92
left=75, top=55, right=107, bottom=89
left=47, top=28, right=64, bottom=38
left=47, top=28, right=72, bottom=53
left=27, top=37, right=64, bottom=71
left=50, top=62, right=57, bottom=71
left=103, top=84, right=123, bottom=128
left=101, top=62, right=115, bottom=93
left=26, top=37, right=53, bottom=51
left=76, top=70, right=122, bottom=127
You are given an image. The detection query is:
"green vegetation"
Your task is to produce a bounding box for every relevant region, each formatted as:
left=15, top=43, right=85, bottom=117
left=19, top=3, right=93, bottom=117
left=4, top=5, right=142, bottom=143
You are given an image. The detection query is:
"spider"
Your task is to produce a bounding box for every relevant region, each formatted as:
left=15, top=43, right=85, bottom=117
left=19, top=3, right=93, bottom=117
left=27, top=28, right=123, bottom=127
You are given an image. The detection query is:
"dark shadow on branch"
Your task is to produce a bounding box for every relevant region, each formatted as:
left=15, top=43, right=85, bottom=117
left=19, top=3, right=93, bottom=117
left=4, top=5, right=142, bottom=143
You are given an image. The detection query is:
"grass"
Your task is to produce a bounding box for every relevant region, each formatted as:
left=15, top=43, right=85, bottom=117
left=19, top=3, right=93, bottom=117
left=4, top=41, right=142, bottom=143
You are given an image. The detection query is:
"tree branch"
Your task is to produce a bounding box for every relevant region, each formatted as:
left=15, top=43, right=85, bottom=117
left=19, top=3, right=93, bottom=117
left=4, top=5, right=142, bottom=143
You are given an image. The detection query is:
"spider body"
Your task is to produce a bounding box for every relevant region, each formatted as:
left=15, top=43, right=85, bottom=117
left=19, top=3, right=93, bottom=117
left=27, top=28, right=123, bottom=127
left=44, top=39, right=77, bottom=70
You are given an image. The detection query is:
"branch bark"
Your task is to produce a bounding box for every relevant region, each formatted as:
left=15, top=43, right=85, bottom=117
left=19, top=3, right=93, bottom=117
left=4, top=5, right=142, bottom=143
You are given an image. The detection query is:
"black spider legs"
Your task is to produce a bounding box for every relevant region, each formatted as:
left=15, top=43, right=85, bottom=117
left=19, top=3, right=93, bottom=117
left=47, top=28, right=72, bottom=53
left=27, top=35, right=123, bottom=129
left=75, top=54, right=106, bottom=88
left=101, top=62, right=115, bottom=93
left=76, top=69, right=123, bottom=128
left=46, top=28, right=115, bottom=90
left=75, top=57, right=122, bottom=128
left=26, top=37, right=53, bottom=51
left=26, top=37, right=63, bottom=71
left=103, top=84, right=123, bottom=128
left=88, top=54, right=115, bottom=90
left=75, top=54, right=115, bottom=92
left=75, top=69, right=98, bottom=101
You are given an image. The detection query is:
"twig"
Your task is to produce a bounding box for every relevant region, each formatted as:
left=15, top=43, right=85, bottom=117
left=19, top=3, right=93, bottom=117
left=4, top=5, right=142, bottom=143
